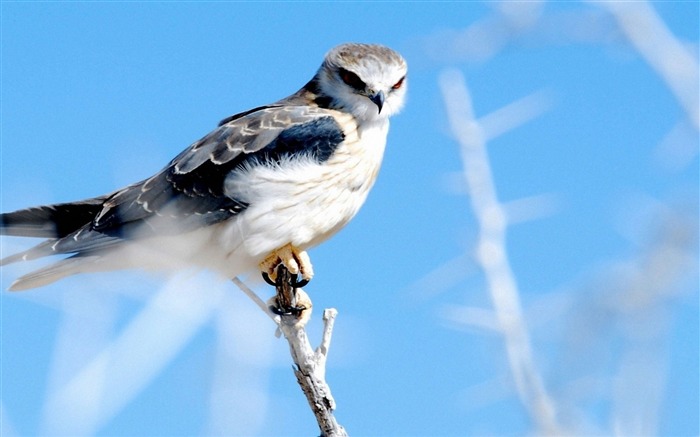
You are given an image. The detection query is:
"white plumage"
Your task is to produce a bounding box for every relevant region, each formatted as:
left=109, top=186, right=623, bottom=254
left=1, top=43, right=407, bottom=290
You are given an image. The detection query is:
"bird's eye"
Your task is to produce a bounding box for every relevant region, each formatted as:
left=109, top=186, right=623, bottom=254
left=392, top=76, right=405, bottom=90
left=339, top=68, right=366, bottom=91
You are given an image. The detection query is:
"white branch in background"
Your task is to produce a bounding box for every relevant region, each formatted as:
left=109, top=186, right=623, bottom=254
left=41, top=274, right=225, bottom=435
left=593, top=0, right=700, bottom=130
left=206, top=292, right=276, bottom=436
left=439, top=69, right=560, bottom=435
left=477, top=88, right=555, bottom=142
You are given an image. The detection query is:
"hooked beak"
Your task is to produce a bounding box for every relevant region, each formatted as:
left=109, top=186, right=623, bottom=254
left=368, top=90, right=385, bottom=114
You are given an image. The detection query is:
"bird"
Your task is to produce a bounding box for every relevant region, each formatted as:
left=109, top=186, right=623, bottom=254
left=0, top=43, right=407, bottom=291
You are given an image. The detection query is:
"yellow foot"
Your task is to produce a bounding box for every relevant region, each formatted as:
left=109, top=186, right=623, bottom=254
left=259, top=243, right=314, bottom=283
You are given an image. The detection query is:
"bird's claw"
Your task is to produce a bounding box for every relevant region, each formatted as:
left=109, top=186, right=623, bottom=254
left=260, top=244, right=313, bottom=319
left=268, top=301, right=307, bottom=317
left=259, top=243, right=314, bottom=286
left=262, top=271, right=309, bottom=289
left=265, top=264, right=310, bottom=319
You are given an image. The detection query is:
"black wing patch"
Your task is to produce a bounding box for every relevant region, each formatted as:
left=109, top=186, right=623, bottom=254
left=240, top=116, right=345, bottom=166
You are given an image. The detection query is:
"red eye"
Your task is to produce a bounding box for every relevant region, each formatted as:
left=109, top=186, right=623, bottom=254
left=339, top=68, right=366, bottom=91
left=392, top=76, right=405, bottom=90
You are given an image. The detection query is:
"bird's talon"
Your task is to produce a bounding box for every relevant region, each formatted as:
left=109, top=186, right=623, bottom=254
left=269, top=304, right=307, bottom=317
left=291, top=277, right=309, bottom=288
left=261, top=271, right=277, bottom=287
left=261, top=270, right=309, bottom=288
left=259, top=243, right=314, bottom=287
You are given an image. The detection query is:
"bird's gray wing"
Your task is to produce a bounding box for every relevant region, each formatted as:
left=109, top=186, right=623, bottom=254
left=1, top=104, right=346, bottom=263
left=92, top=104, right=344, bottom=236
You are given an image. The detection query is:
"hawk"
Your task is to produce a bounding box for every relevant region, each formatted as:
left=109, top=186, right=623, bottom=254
left=1, top=43, right=408, bottom=291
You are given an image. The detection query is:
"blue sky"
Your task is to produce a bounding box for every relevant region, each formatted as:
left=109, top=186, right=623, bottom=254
left=1, top=2, right=698, bottom=436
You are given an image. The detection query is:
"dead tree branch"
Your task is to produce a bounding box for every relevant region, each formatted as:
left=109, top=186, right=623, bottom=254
left=232, top=267, right=347, bottom=436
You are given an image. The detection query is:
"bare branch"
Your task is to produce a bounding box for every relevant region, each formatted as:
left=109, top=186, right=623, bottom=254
left=317, top=309, right=338, bottom=360
left=233, top=269, right=347, bottom=436
left=231, top=277, right=280, bottom=324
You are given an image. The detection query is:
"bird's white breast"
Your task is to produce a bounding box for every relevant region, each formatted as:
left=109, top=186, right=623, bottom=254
left=219, top=112, right=389, bottom=266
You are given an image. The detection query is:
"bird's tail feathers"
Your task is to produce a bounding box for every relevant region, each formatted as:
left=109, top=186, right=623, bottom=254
left=0, top=236, right=71, bottom=266
left=1, top=197, right=107, bottom=238
left=7, top=255, right=102, bottom=291
left=1, top=226, right=121, bottom=269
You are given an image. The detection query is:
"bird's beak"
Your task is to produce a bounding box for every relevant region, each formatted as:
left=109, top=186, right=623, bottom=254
left=369, top=90, right=385, bottom=114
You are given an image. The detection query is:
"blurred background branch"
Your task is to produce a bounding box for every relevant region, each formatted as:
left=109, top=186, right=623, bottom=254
left=439, top=70, right=560, bottom=435
left=430, top=0, right=698, bottom=435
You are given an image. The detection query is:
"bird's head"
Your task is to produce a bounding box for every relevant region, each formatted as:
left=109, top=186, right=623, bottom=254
left=316, top=43, right=407, bottom=121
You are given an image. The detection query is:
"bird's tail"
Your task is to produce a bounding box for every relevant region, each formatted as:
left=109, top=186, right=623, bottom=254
left=1, top=197, right=110, bottom=290
left=1, top=197, right=107, bottom=239
left=6, top=255, right=103, bottom=291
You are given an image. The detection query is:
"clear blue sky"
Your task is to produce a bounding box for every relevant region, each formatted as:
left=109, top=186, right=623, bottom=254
left=1, top=2, right=698, bottom=436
